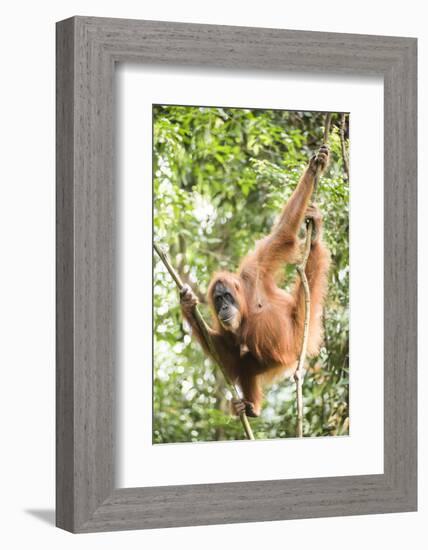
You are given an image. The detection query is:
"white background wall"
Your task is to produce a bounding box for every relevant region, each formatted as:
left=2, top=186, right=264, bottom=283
left=0, top=1, right=424, bottom=548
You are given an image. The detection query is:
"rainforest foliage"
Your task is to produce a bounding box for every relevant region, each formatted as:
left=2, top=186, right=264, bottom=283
left=153, top=106, right=349, bottom=443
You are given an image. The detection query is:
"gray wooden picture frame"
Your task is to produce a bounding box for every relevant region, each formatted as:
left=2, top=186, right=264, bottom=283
left=56, top=16, right=417, bottom=533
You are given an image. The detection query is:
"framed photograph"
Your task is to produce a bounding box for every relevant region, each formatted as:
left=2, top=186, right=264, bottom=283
left=56, top=16, right=417, bottom=532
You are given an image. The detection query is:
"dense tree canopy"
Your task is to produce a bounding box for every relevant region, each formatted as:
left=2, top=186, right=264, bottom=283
left=153, top=105, right=349, bottom=443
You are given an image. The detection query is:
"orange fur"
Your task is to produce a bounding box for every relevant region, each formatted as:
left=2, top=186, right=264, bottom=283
left=180, top=149, right=331, bottom=416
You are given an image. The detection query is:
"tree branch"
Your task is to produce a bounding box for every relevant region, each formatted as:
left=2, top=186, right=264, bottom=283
left=153, top=243, right=255, bottom=440
left=294, top=226, right=313, bottom=438
left=323, top=113, right=332, bottom=144
left=339, top=113, right=350, bottom=181
left=294, top=113, right=331, bottom=438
